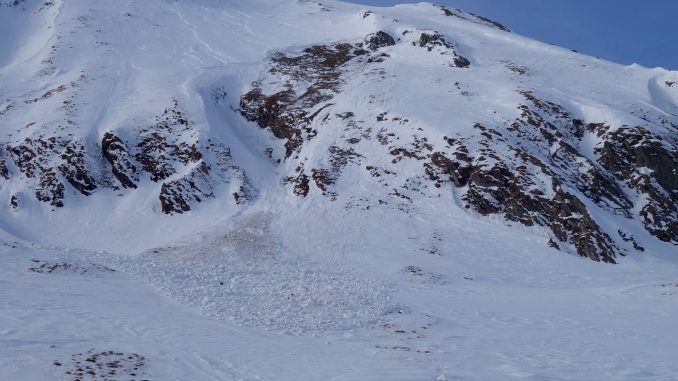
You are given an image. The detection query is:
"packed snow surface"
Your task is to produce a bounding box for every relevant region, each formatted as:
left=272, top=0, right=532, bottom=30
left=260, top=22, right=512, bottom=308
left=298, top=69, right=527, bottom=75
left=4, top=214, right=678, bottom=380
left=1, top=0, right=677, bottom=380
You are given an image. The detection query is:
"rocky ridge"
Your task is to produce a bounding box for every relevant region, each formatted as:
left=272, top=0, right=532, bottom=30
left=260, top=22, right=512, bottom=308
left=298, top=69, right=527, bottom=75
left=238, top=28, right=676, bottom=263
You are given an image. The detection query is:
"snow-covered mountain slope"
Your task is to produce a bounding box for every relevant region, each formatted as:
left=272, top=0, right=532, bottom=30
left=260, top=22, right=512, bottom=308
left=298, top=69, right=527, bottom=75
left=0, top=0, right=675, bottom=261
left=4, top=225, right=678, bottom=381
left=1, top=1, right=678, bottom=380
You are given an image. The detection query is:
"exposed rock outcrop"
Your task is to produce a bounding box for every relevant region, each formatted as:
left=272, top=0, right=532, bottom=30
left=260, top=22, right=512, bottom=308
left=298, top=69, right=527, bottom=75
left=597, top=126, right=678, bottom=243
left=437, top=5, right=511, bottom=32
left=2, top=100, right=254, bottom=214
left=101, top=132, right=138, bottom=189
left=58, top=141, right=97, bottom=195
left=0, top=148, right=9, bottom=180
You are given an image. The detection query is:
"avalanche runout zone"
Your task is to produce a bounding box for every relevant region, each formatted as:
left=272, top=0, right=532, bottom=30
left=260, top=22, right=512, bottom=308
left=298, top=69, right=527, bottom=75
left=100, top=214, right=393, bottom=332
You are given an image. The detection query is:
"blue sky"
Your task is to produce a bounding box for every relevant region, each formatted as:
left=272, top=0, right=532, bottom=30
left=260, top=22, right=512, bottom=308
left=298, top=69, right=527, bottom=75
left=344, top=0, right=677, bottom=70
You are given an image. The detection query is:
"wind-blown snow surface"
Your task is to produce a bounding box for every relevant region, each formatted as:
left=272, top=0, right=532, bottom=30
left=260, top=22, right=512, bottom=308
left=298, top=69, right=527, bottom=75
left=1, top=0, right=678, bottom=380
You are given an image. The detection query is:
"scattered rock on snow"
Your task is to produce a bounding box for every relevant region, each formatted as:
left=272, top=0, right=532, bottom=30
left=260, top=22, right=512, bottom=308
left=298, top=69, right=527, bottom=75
left=57, top=350, right=147, bottom=381
left=28, top=259, right=115, bottom=275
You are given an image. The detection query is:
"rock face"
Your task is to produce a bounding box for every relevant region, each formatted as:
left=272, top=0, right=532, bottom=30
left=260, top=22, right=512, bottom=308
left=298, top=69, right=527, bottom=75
left=0, top=148, right=9, bottom=180
left=437, top=5, right=511, bottom=32
left=240, top=36, right=379, bottom=157
left=58, top=141, right=97, bottom=196
left=101, top=132, right=138, bottom=189
left=597, top=126, right=678, bottom=244
left=417, top=32, right=471, bottom=68
left=365, top=31, right=396, bottom=51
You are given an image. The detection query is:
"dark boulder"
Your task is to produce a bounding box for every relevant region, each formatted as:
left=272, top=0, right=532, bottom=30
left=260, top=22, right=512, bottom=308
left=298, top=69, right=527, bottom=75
left=365, top=31, right=396, bottom=51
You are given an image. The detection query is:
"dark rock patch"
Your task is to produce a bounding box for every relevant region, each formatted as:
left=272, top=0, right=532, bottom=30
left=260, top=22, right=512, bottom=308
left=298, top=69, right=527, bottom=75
left=421, top=101, right=626, bottom=262
left=453, top=56, right=470, bottom=68
left=159, top=162, right=213, bottom=214
left=311, top=168, right=336, bottom=198
left=0, top=151, right=9, bottom=180
left=10, top=194, right=19, bottom=209
left=29, top=259, right=114, bottom=275
left=597, top=126, right=678, bottom=243
left=101, top=132, right=138, bottom=189
left=134, top=101, right=200, bottom=182
left=35, top=169, right=65, bottom=208
left=9, top=138, right=41, bottom=178
left=416, top=32, right=470, bottom=68
left=502, top=61, right=529, bottom=75
left=58, top=141, right=97, bottom=196
left=418, top=32, right=451, bottom=51
left=618, top=230, right=645, bottom=252
left=365, top=31, right=396, bottom=51
left=57, top=350, right=147, bottom=381
left=437, top=5, right=510, bottom=32
left=470, top=12, right=511, bottom=32
left=284, top=164, right=311, bottom=197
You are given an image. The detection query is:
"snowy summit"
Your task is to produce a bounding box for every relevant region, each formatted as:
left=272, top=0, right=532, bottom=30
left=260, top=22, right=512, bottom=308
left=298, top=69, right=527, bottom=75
left=0, top=0, right=677, bottom=380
